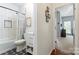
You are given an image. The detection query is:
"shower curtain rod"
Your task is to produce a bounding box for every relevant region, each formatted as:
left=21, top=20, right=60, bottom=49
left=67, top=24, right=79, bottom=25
left=0, top=6, right=25, bottom=15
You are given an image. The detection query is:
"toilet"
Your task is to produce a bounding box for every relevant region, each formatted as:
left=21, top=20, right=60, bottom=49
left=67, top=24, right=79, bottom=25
left=15, top=39, right=26, bottom=46
left=14, top=39, right=26, bottom=52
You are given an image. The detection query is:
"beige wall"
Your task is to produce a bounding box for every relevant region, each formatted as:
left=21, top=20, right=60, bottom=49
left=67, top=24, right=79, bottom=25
left=37, top=3, right=53, bottom=55
left=74, top=4, right=79, bottom=54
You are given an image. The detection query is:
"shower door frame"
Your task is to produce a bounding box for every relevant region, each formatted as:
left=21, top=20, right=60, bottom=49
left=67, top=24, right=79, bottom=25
left=0, top=5, right=26, bottom=40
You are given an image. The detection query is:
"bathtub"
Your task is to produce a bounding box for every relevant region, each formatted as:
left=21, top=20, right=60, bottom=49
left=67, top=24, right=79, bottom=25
left=0, top=38, right=16, bottom=54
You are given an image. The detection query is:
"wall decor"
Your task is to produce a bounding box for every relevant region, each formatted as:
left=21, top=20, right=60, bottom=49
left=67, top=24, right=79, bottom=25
left=26, top=17, right=32, bottom=27
left=45, top=6, right=51, bottom=23
left=4, top=20, right=12, bottom=28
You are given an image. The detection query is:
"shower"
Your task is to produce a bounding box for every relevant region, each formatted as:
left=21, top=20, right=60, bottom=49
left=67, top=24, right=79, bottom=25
left=0, top=3, right=27, bottom=54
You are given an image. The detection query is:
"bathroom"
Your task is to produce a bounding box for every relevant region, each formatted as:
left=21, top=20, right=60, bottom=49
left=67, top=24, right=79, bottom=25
left=0, top=3, right=79, bottom=55
left=0, top=3, right=36, bottom=55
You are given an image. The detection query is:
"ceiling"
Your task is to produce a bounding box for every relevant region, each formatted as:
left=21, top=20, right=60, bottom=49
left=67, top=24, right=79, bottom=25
left=13, top=3, right=25, bottom=7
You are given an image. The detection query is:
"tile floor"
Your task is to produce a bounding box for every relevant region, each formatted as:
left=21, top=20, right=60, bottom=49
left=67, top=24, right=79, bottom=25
left=1, top=48, right=32, bottom=55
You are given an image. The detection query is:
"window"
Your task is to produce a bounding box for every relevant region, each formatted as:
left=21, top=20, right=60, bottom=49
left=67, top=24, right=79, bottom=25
left=64, top=21, right=71, bottom=34
left=62, top=16, right=73, bottom=35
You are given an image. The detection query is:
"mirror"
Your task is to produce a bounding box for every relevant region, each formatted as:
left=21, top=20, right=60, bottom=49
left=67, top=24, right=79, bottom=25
left=56, top=4, right=75, bottom=54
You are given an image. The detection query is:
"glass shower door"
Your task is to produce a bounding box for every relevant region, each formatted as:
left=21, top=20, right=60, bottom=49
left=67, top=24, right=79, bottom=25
left=0, top=6, right=18, bottom=54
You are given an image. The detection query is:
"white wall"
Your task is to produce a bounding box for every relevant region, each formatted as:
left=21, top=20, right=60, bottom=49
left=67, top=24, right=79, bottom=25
left=36, top=3, right=53, bottom=55
left=58, top=4, right=73, bottom=17
left=23, top=3, right=39, bottom=55
left=25, top=3, right=35, bottom=33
